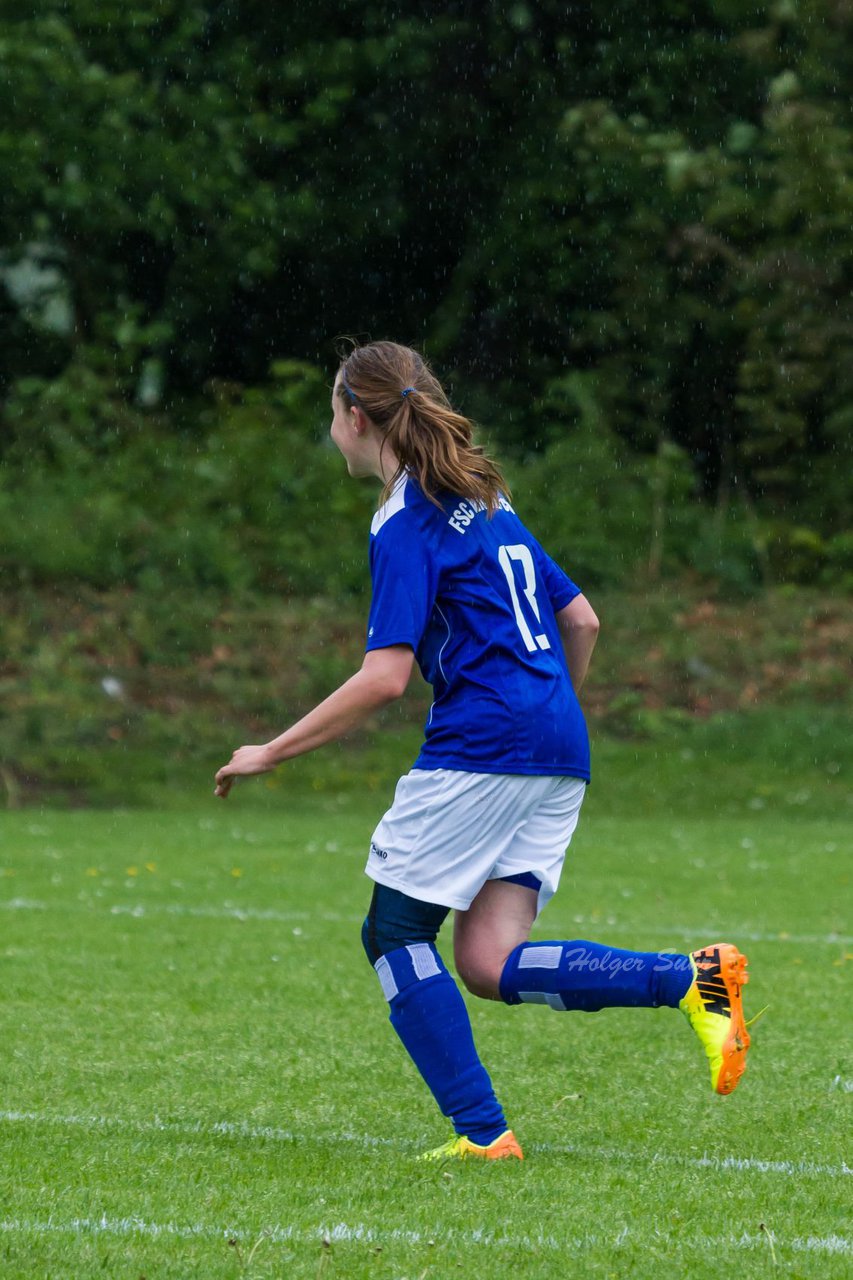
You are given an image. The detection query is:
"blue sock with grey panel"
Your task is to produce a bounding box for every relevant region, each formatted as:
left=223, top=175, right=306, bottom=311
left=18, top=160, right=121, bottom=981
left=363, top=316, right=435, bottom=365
left=374, top=943, right=508, bottom=1145
left=499, top=939, right=693, bottom=1010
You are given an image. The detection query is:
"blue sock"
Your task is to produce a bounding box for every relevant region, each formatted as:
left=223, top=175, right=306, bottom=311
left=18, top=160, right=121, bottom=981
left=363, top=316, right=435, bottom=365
left=374, top=944, right=507, bottom=1145
left=499, top=939, right=693, bottom=1011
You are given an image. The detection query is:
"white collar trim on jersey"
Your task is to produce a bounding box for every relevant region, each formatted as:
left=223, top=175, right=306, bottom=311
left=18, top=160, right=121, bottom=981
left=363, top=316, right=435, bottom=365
left=370, top=473, right=409, bottom=536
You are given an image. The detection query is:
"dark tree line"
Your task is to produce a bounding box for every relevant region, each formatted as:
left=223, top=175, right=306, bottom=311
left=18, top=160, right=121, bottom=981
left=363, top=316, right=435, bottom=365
left=1, top=1, right=850, bottom=592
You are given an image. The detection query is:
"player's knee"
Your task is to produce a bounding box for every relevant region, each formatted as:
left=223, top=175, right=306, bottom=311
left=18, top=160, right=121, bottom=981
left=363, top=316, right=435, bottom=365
left=361, top=884, right=448, bottom=966
left=457, top=961, right=489, bottom=997
left=361, top=913, right=379, bottom=965
left=455, top=929, right=517, bottom=999
left=456, top=953, right=502, bottom=1001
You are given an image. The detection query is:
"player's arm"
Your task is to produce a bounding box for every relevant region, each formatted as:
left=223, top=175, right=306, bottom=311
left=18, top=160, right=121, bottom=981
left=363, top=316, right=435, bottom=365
left=555, top=594, right=599, bottom=693
left=214, top=645, right=415, bottom=798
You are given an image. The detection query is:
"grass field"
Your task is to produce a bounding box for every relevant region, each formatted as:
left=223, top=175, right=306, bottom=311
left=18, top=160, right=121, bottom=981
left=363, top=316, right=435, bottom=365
left=1, top=736, right=851, bottom=1278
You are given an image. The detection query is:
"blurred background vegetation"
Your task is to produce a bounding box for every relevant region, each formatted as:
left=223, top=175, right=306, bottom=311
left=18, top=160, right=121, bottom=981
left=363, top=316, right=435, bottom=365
left=0, top=1, right=850, bottom=804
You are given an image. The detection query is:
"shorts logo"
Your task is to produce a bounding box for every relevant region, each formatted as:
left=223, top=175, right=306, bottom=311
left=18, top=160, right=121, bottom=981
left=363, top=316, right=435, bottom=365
left=370, top=842, right=389, bottom=860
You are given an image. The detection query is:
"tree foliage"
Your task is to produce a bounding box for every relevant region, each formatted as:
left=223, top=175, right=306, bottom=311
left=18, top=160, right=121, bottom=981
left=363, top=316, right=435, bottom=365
left=0, top=0, right=850, bottom=591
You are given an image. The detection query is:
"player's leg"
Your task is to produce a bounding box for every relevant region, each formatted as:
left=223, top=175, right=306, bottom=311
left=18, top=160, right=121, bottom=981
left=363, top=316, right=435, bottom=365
left=461, top=776, right=752, bottom=1094
left=453, top=877, right=538, bottom=999
left=360, top=769, right=548, bottom=1158
left=362, top=882, right=522, bottom=1159
left=454, top=876, right=693, bottom=1006
left=498, top=931, right=751, bottom=1095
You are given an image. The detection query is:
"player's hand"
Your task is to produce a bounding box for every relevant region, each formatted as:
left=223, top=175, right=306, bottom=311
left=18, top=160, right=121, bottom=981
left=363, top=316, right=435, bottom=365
left=214, top=744, right=276, bottom=799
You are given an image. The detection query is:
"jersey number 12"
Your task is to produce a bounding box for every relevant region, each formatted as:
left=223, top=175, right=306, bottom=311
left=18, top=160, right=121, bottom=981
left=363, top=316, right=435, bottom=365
left=498, top=544, right=552, bottom=654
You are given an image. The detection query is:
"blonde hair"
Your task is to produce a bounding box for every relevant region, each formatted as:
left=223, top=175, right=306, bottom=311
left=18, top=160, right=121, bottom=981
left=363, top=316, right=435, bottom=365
left=336, top=340, right=509, bottom=512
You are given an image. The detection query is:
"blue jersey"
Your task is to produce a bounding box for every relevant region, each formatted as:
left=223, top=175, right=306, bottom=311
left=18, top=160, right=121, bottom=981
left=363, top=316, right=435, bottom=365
left=365, top=476, right=590, bottom=780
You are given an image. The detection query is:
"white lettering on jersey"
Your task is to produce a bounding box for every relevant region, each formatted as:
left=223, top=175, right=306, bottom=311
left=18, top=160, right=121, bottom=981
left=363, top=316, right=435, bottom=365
left=448, top=498, right=487, bottom=534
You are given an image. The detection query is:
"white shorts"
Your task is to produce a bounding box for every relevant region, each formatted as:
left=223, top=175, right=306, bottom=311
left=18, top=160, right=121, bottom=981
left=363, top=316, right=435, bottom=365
left=366, top=769, right=586, bottom=914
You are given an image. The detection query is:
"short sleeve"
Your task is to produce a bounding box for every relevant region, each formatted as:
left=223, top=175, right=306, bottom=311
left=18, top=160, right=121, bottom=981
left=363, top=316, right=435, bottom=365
left=366, top=521, right=437, bottom=652
left=531, top=542, right=582, bottom=613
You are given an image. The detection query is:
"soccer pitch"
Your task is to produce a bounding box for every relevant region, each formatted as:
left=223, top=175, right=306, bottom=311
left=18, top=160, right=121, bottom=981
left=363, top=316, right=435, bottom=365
left=1, top=778, right=850, bottom=1278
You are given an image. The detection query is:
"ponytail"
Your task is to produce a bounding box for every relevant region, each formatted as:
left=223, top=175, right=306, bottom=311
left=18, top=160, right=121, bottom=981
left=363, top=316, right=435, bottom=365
left=336, top=340, right=508, bottom=513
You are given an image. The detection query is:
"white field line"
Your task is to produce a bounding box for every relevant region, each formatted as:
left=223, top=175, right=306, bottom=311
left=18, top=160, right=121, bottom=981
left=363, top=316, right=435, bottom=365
left=1, top=1109, right=849, bottom=1181
left=536, top=1139, right=853, bottom=1181
left=0, top=1215, right=850, bottom=1258
left=0, top=895, right=849, bottom=947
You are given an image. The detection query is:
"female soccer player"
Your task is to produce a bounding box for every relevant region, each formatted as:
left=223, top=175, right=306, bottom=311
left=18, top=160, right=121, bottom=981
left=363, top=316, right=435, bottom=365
left=214, top=340, right=752, bottom=1161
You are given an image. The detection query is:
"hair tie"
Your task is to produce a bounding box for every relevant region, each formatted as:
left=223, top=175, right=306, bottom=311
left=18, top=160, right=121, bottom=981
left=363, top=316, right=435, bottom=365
left=401, top=386, right=415, bottom=398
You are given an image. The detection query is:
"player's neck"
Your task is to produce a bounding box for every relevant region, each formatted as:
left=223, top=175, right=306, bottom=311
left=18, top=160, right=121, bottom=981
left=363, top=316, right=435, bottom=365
left=370, top=442, right=401, bottom=486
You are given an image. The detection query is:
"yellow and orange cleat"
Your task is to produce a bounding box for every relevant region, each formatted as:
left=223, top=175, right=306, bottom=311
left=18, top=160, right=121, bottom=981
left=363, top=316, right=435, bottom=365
left=680, top=942, right=758, bottom=1095
left=417, top=1129, right=524, bottom=1162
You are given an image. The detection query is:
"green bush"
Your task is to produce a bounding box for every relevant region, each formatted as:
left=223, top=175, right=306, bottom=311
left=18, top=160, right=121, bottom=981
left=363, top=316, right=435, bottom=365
left=686, top=510, right=768, bottom=598
left=1, top=354, right=850, bottom=597
left=0, top=359, right=376, bottom=595
left=823, top=531, right=853, bottom=592
left=509, top=371, right=699, bottom=587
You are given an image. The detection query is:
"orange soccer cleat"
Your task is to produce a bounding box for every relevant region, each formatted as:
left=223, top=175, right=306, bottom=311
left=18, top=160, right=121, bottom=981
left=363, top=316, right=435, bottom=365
left=417, top=1129, right=524, bottom=1162
left=680, top=942, right=756, bottom=1095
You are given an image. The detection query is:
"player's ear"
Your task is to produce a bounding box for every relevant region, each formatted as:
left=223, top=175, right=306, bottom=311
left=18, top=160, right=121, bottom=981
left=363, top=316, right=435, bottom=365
left=351, top=405, right=370, bottom=436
